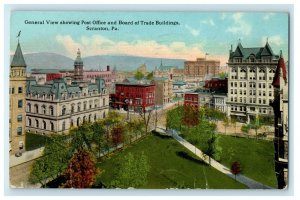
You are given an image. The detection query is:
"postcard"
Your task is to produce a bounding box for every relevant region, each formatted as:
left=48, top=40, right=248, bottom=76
left=8, top=11, right=289, bottom=190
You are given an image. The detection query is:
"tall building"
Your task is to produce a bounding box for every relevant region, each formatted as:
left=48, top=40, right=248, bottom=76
left=25, top=77, right=109, bottom=134
left=73, top=48, right=84, bottom=81
left=184, top=57, right=220, bottom=79
left=271, top=53, right=288, bottom=189
left=227, top=41, right=279, bottom=122
left=150, top=77, right=173, bottom=105
left=9, top=41, right=27, bottom=154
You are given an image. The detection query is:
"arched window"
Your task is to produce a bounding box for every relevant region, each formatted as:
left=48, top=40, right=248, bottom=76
left=36, top=119, right=39, bottom=128
left=77, top=117, right=80, bottom=126
left=103, top=98, right=106, bottom=106
left=89, top=114, right=92, bottom=122
left=28, top=118, right=32, bottom=126
left=62, top=105, right=66, bottom=115
left=62, top=121, right=65, bottom=131
left=83, top=116, right=86, bottom=122
left=71, top=104, right=75, bottom=113
left=49, top=106, right=54, bottom=116
left=34, top=104, right=39, bottom=113
left=83, top=101, right=87, bottom=110
left=42, top=105, right=46, bottom=115
left=77, top=102, right=81, bottom=112
left=103, top=111, right=106, bottom=118
left=50, top=122, right=54, bottom=131
left=43, top=120, right=46, bottom=129
left=70, top=119, right=74, bottom=127
left=94, top=114, right=97, bottom=121
left=27, top=103, right=31, bottom=112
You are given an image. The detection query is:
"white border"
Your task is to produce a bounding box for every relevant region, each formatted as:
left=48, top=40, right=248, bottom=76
left=1, top=1, right=298, bottom=199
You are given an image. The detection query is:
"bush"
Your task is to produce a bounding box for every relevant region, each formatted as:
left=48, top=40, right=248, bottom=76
left=25, top=132, right=51, bottom=151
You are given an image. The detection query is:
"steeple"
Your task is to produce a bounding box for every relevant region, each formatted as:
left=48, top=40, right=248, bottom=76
left=272, top=50, right=287, bottom=88
left=11, top=41, right=27, bottom=68
left=74, top=48, right=83, bottom=65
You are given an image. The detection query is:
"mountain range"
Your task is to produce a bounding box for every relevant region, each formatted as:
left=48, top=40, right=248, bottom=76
left=11, top=52, right=185, bottom=72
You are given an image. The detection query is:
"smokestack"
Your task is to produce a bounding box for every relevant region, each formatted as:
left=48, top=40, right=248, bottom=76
left=107, top=65, right=110, bottom=71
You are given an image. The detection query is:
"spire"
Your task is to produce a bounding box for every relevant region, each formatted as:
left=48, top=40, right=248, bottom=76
left=11, top=42, right=26, bottom=68
left=272, top=51, right=287, bottom=87
left=74, top=48, right=83, bottom=65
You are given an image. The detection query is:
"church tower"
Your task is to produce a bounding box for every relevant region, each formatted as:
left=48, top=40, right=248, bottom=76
left=73, top=48, right=84, bottom=81
left=9, top=40, right=27, bottom=155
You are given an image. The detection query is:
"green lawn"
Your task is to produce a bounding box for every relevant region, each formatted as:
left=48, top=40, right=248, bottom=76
left=95, top=133, right=247, bottom=189
left=217, top=135, right=277, bottom=188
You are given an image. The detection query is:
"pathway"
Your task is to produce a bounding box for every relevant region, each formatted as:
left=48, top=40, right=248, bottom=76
left=157, top=126, right=273, bottom=189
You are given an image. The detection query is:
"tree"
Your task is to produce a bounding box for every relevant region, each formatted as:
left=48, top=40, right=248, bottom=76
left=218, top=72, right=228, bottom=79
left=138, top=107, right=153, bottom=134
left=29, top=138, right=70, bottom=186
left=230, top=117, right=237, bottom=136
left=63, top=149, right=98, bottom=188
left=134, top=71, right=144, bottom=80
left=204, top=133, right=222, bottom=165
left=110, top=152, right=150, bottom=188
left=182, top=105, right=199, bottom=127
left=111, top=125, right=125, bottom=146
left=91, top=121, right=106, bottom=159
left=146, top=71, right=154, bottom=80
left=231, top=161, right=241, bottom=181
left=250, top=115, right=262, bottom=140
left=223, top=116, right=230, bottom=135
left=241, top=124, right=250, bottom=138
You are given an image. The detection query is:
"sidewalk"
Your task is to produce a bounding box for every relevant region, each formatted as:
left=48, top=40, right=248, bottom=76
left=10, top=147, right=44, bottom=167
left=168, top=128, right=273, bottom=189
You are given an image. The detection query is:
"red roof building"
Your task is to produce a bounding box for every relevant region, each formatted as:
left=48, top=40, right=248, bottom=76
left=112, top=83, right=155, bottom=112
left=204, top=77, right=228, bottom=93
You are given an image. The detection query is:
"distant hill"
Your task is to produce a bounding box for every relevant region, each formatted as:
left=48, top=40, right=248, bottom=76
left=11, top=52, right=185, bottom=72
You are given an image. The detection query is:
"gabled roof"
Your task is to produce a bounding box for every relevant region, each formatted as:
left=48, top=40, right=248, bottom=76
left=230, top=41, right=277, bottom=60
left=11, top=42, right=26, bottom=67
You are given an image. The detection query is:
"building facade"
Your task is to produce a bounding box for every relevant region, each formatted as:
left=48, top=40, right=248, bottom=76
left=112, top=83, right=155, bottom=112
left=271, top=53, right=288, bottom=189
left=184, top=57, right=220, bottom=79
left=227, top=42, right=279, bottom=122
left=9, top=42, right=27, bottom=154
left=151, top=77, right=173, bottom=105
left=25, top=77, right=109, bottom=134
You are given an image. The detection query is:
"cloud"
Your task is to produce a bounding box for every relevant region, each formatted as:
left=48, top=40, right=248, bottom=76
left=185, top=25, right=200, bottom=36
left=261, top=35, right=283, bottom=46
left=226, top=13, right=251, bottom=35
left=263, top=13, right=275, bottom=21
left=55, top=34, right=206, bottom=60
left=201, top=19, right=215, bottom=26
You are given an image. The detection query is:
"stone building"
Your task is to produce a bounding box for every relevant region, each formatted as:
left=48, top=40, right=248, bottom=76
left=25, top=77, right=109, bottom=134
left=151, top=77, right=173, bottom=105
left=227, top=41, right=279, bottom=122
left=184, top=57, right=220, bottom=79
left=271, top=53, right=288, bottom=189
left=9, top=41, right=27, bottom=155
left=73, top=48, right=84, bottom=81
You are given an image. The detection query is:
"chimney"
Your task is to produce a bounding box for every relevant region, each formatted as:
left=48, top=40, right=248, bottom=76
left=170, top=74, right=173, bottom=80
left=107, top=65, right=110, bottom=71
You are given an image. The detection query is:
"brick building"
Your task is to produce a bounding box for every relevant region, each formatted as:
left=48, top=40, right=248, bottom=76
left=184, top=57, right=220, bottom=79
left=112, top=83, right=155, bottom=112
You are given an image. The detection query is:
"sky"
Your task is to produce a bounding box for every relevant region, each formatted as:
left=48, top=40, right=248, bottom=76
left=10, top=11, right=289, bottom=66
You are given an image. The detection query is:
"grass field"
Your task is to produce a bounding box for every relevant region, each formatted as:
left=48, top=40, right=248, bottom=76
left=95, top=133, right=247, bottom=189
left=217, top=135, right=277, bottom=188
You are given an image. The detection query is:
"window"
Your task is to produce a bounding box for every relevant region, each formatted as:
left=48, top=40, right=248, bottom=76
left=49, top=106, right=54, bottom=116
left=62, top=106, right=66, bottom=115
left=71, top=104, right=75, bottom=113
left=18, top=87, right=23, bottom=94
left=36, top=120, right=39, bottom=128
left=84, top=102, right=87, bottom=110
left=27, top=103, right=31, bottom=112
left=11, top=87, right=15, bottom=94
left=103, top=98, right=106, bottom=106
left=28, top=118, right=32, bottom=126
left=42, top=105, right=46, bottom=114
left=50, top=122, right=54, bottom=131
left=43, top=121, right=46, bottom=129
left=77, top=103, right=81, bottom=112
left=17, top=127, right=22, bottom=135
left=34, top=104, right=39, bottom=113
left=269, top=91, right=272, bottom=97
left=17, top=114, right=22, bottom=122
left=18, top=100, right=23, bottom=108
left=103, top=112, right=106, bottom=118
